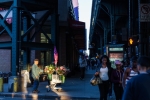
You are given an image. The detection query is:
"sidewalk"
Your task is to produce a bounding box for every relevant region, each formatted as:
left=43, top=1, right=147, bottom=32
left=0, top=69, right=115, bottom=100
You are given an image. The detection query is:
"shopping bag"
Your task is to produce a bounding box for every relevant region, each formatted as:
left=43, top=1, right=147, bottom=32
left=90, top=76, right=102, bottom=86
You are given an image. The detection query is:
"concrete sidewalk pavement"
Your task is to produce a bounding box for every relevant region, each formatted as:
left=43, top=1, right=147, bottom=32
left=0, top=69, right=115, bottom=100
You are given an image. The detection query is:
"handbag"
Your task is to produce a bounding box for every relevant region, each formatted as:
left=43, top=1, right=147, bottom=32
left=90, top=75, right=102, bottom=86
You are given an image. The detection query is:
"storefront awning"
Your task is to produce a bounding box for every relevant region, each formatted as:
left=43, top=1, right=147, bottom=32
left=69, top=20, right=86, bottom=50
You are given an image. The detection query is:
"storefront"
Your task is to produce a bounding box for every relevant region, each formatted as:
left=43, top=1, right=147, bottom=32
left=104, top=44, right=124, bottom=68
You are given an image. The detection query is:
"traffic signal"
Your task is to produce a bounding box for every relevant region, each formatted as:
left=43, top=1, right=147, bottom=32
left=129, top=38, right=133, bottom=45
left=128, top=36, right=139, bottom=46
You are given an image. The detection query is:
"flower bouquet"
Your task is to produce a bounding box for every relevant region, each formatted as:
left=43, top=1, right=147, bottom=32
left=55, top=65, right=69, bottom=83
left=44, top=64, right=55, bottom=80
left=55, top=66, right=67, bottom=75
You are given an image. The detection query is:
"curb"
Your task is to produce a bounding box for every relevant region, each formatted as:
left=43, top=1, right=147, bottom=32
left=0, top=92, right=99, bottom=100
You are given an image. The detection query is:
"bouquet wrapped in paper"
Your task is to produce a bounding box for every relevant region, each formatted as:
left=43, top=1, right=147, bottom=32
left=55, top=65, right=70, bottom=83
left=44, top=64, right=55, bottom=74
left=56, top=66, right=67, bottom=75
left=55, top=65, right=69, bottom=75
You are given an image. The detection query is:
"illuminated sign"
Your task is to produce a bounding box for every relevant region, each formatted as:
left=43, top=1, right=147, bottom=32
left=109, top=48, right=123, bottom=51
left=109, top=53, right=124, bottom=68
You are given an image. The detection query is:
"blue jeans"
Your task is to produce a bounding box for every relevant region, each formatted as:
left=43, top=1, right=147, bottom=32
left=32, top=79, right=39, bottom=91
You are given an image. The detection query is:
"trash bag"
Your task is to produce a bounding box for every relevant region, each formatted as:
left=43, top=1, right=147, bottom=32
left=90, top=76, right=102, bottom=86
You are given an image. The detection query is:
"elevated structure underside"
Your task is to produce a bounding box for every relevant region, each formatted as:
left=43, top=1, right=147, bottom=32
left=0, top=0, right=56, bottom=11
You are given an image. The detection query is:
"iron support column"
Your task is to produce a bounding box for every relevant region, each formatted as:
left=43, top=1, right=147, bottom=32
left=23, top=17, right=28, bottom=70
left=128, top=0, right=132, bottom=57
left=111, top=15, right=115, bottom=43
left=128, top=0, right=131, bottom=37
left=12, top=0, right=21, bottom=76
left=104, top=28, right=107, bottom=45
left=138, top=0, right=141, bottom=56
left=100, top=35, right=103, bottom=54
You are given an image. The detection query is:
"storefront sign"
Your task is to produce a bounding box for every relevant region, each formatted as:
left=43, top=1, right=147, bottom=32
left=109, top=48, right=123, bottom=51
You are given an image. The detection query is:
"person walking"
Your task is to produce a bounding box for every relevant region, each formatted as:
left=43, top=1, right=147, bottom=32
left=122, top=58, right=130, bottom=70
left=122, top=56, right=150, bottom=100
left=122, top=56, right=138, bottom=89
left=79, top=55, right=87, bottom=80
left=111, top=60, right=124, bottom=100
left=96, top=57, right=101, bottom=70
left=91, top=59, right=95, bottom=70
left=95, top=55, right=112, bottom=100
left=32, top=59, right=41, bottom=93
left=86, top=58, right=90, bottom=70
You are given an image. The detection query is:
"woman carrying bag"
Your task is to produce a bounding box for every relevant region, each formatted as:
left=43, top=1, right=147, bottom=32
left=95, top=55, right=112, bottom=100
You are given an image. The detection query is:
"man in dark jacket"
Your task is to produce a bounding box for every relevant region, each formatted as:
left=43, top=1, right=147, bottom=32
left=122, top=56, right=150, bottom=100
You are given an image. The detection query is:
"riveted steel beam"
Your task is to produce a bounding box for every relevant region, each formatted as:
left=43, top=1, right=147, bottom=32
left=0, top=4, right=13, bottom=37
left=0, top=29, right=5, bottom=35
left=0, top=15, right=12, bottom=37
left=3, top=4, right=13, bottom=21
left=99, top=5, right=110, bottom=16
left=96, top=21, right=104, bottom=29
left=12, top=0, right=21, bottom=76
left=21, top=0, right=55, bottom=9
left=22, top=42, right=53, bottom=50
left=0, top=0, right=12, bottom=3
left=22, top=17, right=28, bottom=70
left=21, top=9, right=51, bottom=40
left=29, top=11, right=51, bottom=42
left=104, top=28, right=107, bottom=45
left=0, top=42, right=12, bottom=48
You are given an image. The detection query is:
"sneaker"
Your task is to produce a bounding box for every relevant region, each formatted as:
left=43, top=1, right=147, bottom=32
left=32, top=91, right=37, bottom=93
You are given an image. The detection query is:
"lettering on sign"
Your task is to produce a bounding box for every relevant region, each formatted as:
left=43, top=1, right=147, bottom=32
left=109, top=48, right=123, bottom=51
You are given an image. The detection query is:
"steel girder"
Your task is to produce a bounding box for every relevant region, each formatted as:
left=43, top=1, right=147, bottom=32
left=89, top=0, right=100, bottom=42
left=0, top=0, right=55, bottom=11
left=90, top=1, right=110, bottom=44
left=22, top=17, right=28, bottom=70
left=22, top=42, right=54, bottom=50
left=21, top=10, right=52, bottom=42
left=89, top=0, right=130, bottom=57
left=0, top=42, right=12, bottom=49
left=11, top=0, right=21, bottom=76
left=0, top=0, right=56, bottom=76
left=90, top=0, right=129, bottom=43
